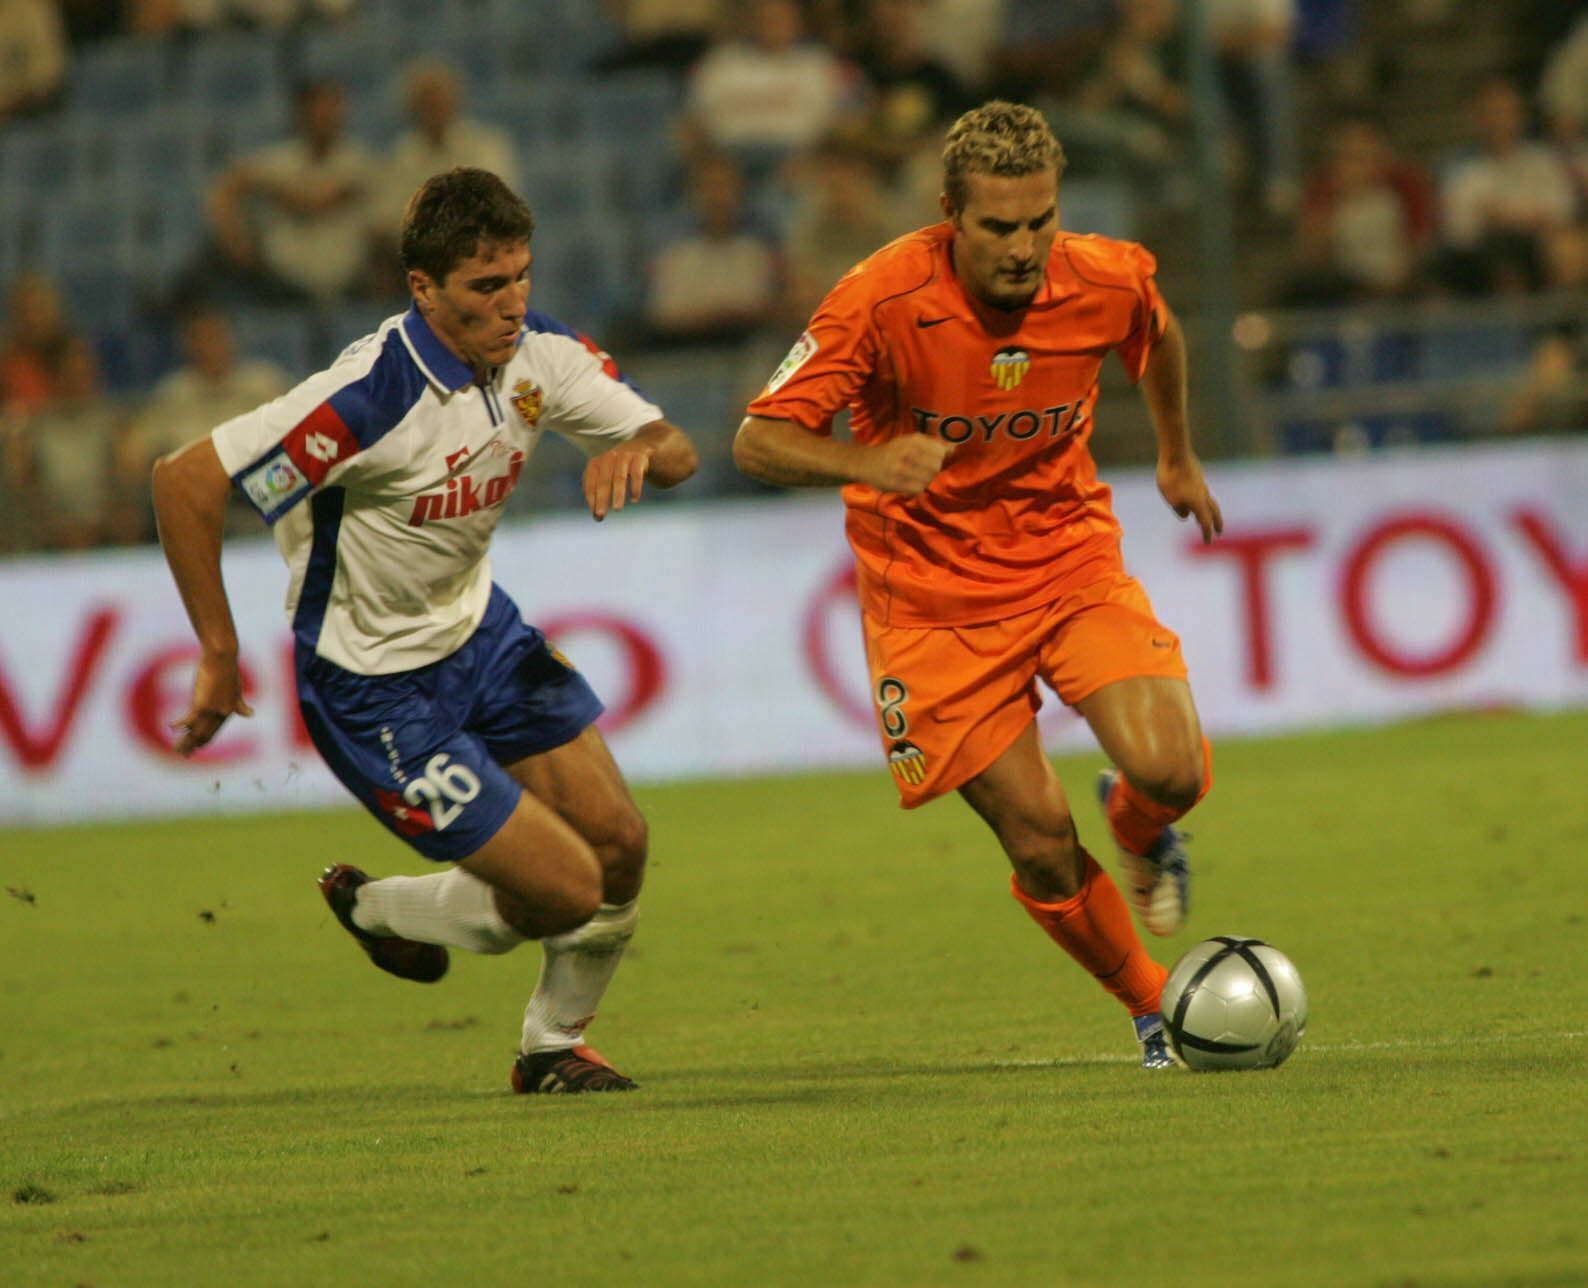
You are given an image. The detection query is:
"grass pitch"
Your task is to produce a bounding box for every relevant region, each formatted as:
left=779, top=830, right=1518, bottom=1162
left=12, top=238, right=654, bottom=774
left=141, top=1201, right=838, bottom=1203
left=3, top=710, right=1586, bottom=1287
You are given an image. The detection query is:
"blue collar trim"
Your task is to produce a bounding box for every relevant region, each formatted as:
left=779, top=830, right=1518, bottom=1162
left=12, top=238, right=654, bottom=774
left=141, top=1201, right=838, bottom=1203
left=401, top=305, right=475, bottom=392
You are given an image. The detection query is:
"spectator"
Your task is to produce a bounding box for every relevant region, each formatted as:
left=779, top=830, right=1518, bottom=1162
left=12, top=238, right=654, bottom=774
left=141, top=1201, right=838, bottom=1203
left=1039, top=0, right=1189, bottom=199
left=917, top=0, right=1007, bottom=91
left=682, top=0, right=859, bottom=187
left=0, top=0, right=67, bottom=123
left=988, top=0, right=1114, bottom=103
left=205, top=78, right=378, bottom=306
left=1207, top=0, right=1301, bottom=215
left=597, top=0, right=725, bottom=74
left=173, top=0, right=358, bottom=29
left=1487, top=222, right=1588, bottom=414
left=839, top=0, right=970, bottom=173
left=1286, top=113, right=1435, bottom=304
left=119, top=307, right=290, bottom=526
left=644, top=154, right=781, bottom=343
left=368, top=59, right=519, bottom=291
left=1439, top=77, right=1575, bottom=253
left=0, top=274, right=77, bottom=418
left=1538, top=13, right=1588, bottom=138
left=782, top=144, right=898, bottom=322
left=6, top=338, right=141, bottom=551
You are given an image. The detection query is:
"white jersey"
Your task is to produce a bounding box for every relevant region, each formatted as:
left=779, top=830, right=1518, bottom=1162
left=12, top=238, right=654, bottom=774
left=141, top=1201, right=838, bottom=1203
left=212, top=306, right=663, bottom=675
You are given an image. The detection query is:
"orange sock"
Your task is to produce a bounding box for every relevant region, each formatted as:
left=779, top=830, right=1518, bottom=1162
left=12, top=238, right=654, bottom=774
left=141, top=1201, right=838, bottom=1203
left=1010, top=852, right=1168, bottom=1017
left=1105, top=737, right=1214, bottom=857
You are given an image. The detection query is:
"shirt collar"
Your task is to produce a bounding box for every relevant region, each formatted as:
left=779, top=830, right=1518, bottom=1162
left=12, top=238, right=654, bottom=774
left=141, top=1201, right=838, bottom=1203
left=400, top=305, right=476, bottom=393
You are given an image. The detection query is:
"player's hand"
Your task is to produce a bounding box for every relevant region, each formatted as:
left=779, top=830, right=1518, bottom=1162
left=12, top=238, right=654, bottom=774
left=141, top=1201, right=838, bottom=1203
left=583, top=443, right=654, bottom=521
left=171, top=652, right=254, bottom=757
left=862, top=435, right=954, bottom=495
left=1157, top=453, right=1223, bottom=544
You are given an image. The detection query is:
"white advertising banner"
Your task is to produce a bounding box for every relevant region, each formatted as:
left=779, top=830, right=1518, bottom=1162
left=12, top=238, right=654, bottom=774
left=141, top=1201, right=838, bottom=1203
left=2, top=439, right=1586, bottom=825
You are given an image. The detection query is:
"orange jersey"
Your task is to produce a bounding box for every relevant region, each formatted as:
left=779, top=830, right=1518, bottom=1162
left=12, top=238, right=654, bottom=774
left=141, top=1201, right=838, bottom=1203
left=747, top=222, right=1168, bottom=627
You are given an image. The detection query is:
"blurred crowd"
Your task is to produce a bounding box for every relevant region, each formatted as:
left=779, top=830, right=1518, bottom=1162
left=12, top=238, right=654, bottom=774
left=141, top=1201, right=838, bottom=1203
left=2, top=0, right=1587, bottom=555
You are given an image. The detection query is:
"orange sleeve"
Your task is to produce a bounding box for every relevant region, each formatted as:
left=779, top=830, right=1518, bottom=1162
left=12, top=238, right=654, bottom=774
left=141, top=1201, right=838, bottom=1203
left=746, top=269, right=880, bottom=436
left=1112, top=242, right=1169, bottom=383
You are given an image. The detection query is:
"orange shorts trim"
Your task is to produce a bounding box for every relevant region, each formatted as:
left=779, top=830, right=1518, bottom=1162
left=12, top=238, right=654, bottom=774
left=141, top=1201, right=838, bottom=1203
left=862, top=574, right=1188, bottom=808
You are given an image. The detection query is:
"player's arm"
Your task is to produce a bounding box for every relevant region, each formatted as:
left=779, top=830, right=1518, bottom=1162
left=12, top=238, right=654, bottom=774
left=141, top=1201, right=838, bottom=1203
left=733, top=415, right=951, bottom=495
left=1139, top=308, right=1222, bottom=544
left=149, top=437, right=254, bottom=755
left=583, top=419, right=699, bottom=521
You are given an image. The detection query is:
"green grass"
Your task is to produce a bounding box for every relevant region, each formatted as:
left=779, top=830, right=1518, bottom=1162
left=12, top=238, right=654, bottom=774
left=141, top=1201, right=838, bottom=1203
left=3, top=710, right=1586, bottom=1287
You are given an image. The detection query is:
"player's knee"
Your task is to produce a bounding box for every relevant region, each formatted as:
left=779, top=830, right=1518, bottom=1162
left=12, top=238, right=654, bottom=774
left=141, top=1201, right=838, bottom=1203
left=593, top=804, right=648, bottom=900
left=1130, top=755, right=1204, bottom=813
left=534, top=872, right=604, bottom=938
left=489, top=854, right=603, bottom=939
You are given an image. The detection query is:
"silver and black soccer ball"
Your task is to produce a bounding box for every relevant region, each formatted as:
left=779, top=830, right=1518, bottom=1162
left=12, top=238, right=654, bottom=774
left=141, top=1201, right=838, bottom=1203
left=1160, top=936, right=1308, bottom=1071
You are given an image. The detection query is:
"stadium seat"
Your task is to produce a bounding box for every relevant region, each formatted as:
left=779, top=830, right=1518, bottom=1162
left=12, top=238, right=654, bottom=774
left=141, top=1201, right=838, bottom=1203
left=228, top=305, right=314, bottom=378
left=36, top=199, right=138, bottom=281
left=488, top=79, right=586, bottom=148
left=1419, top=323, right=1531, bottom=381
left=180, top=32, right=285, bottom=121
left=297, top=26, right=405, bottom=114
left=582, top=72, right=680, bottom=140
left=0, top=119, right=101, bottom=196
left=1057, top=177, right=1136, bottom=241
left=66, top=39, right=172, bottom=119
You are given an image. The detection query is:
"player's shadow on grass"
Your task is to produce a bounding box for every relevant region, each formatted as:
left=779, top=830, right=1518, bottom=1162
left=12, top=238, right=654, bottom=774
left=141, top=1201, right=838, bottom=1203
left=657, top=1053, right=1133, bottom=1086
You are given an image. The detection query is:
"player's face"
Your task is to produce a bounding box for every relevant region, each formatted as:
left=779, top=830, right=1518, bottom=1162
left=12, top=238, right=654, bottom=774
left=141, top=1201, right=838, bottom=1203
left=412, top=239, right=532, bottom=375
left=945, top=168, right=1060, bottom=310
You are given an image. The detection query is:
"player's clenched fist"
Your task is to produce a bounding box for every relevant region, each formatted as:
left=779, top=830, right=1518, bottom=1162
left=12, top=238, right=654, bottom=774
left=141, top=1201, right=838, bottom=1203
left=862, top=434, right=954, bottom=495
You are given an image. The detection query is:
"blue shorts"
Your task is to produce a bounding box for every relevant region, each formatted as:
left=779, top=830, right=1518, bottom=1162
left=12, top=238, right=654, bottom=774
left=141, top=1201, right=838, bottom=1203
left=295, top=584, right=604, bottom=862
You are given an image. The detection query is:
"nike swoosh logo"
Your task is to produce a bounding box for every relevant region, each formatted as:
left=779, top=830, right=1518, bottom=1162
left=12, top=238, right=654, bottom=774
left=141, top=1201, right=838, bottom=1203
left=916, top=316, right=953, bottom=328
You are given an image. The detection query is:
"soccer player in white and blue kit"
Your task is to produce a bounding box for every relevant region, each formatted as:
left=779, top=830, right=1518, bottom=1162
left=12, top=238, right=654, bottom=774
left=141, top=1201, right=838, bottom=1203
left=151, top=169, right=699, bottom=1093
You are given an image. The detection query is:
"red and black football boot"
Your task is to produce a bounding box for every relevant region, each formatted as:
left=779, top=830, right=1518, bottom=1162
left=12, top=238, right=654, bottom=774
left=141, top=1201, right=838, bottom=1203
left=317, top=864, right=449, bottom=984
left=510, top=1044, right=637, bottom=1094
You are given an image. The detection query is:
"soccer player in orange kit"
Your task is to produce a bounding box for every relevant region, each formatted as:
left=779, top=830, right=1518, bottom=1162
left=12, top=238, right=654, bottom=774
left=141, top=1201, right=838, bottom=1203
left=734, top=102, right=1223, bottom=1067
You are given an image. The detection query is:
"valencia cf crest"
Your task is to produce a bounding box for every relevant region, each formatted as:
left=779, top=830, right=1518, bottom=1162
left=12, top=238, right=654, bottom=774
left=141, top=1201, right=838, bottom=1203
left=511, top=379, right=544, bottom=428
left=888, top=739, right=928, bottom=787
left=990, top=346, right=1031, bottom=391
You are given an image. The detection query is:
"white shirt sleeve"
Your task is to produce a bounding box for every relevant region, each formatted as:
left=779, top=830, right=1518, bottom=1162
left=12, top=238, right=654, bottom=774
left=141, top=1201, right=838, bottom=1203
left=538, top=332, right=665, bottom=458
left=211, top=340, right=389, bottom=523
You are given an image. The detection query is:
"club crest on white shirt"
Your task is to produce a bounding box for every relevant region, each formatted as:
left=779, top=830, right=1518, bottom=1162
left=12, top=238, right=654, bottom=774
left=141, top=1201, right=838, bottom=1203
left=511, top=379, right=544, bottom=428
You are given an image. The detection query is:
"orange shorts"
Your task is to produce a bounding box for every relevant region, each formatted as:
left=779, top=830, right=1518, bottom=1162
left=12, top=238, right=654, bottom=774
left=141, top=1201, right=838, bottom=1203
left=863, top=573, right=1188, bottom=808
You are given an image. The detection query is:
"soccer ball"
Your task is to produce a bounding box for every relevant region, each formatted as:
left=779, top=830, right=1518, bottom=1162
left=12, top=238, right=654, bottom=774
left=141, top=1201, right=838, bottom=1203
left=1160, top=936, right=1308, bottom=1071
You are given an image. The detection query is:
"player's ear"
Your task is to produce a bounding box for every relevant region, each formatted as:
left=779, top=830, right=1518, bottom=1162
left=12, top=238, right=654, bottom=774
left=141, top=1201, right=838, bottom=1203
left=409, top=268, right=437, bottom=309
left=939, top=190, right=957, bottom=224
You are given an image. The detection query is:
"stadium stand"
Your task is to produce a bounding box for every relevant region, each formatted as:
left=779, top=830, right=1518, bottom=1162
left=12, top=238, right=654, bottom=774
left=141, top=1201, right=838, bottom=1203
left=1, top=0, right=1584, bottom=554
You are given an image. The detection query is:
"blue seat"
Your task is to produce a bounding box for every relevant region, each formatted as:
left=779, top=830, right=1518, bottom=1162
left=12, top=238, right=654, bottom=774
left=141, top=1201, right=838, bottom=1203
left=37, top=198, right=137, bottom=279
left=1058, top=177, right=1135, bottom=240
left=581, top=72, right=680, bottom=140
left=181, top=31, right=284, bottom=119
left=228, top=305, right=313, bottom=377
left=67, top=39, right=171, bottom=118
left=298, top=26, right=406, bottom=109
left=487, top=79, right=586, bottom=148
left=1420, top=324, right=1531, bottom=381
left=0, top=119, right=100, bottom=194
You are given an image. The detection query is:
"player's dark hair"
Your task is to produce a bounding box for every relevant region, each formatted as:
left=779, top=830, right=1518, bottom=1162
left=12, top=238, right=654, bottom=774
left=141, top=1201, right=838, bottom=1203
left=942, top=101, right=1066, bottom=213
left=400, top=167, right=536, bottom=284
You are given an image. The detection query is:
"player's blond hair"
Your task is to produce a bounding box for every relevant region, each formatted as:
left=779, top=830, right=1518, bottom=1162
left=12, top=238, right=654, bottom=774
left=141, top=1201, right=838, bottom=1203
left=941, top=101, right=1067, bottom=212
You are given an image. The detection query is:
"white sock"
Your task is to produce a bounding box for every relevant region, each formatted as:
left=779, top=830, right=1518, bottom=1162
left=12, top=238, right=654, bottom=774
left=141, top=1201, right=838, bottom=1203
left=352, top=868, right=525, bottom=955
left=520, top=899, right=639, bottom=1054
